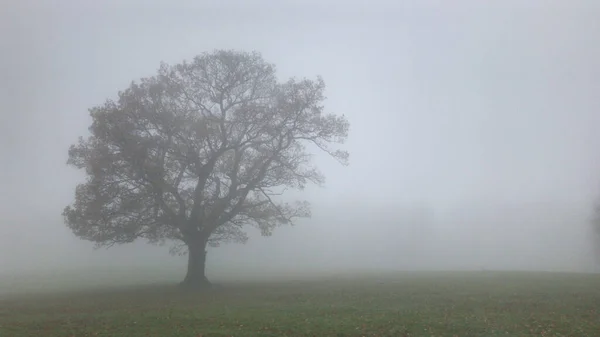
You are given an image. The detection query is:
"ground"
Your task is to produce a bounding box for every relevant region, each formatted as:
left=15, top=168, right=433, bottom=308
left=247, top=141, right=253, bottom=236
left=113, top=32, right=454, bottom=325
left=1, top=271, right=599, bottom=336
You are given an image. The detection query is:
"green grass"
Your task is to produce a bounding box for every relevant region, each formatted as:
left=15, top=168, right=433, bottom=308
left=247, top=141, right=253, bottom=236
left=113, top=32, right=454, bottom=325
left=1, top=271, right=599, bottom=336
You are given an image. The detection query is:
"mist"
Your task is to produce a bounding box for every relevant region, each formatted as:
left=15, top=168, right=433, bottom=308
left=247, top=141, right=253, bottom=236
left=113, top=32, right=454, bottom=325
left=2, top=0, right=600, bottom=285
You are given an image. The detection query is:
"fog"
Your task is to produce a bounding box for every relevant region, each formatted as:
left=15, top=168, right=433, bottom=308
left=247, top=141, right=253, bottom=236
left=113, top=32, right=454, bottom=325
left=2, top=0, right=600, bottom=282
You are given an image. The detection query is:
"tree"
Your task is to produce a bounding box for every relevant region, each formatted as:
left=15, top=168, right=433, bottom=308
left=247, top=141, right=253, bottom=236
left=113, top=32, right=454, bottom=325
left=63, top=50, right=349, bottom=288
left=593, top=201, right=600, bottom=271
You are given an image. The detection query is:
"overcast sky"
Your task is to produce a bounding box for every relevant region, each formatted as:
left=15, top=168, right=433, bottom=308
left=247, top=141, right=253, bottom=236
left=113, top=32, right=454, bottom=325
left=1, top=0, right=600, bottom=276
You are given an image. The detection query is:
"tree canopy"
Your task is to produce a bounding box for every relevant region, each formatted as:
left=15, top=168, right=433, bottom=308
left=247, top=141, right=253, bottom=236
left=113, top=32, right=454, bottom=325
left=63, top=50, right=349, bottom=287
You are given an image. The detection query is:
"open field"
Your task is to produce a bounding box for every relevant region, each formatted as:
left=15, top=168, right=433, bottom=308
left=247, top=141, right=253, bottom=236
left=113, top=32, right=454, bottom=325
left=1, top=271, right=599, bottom=336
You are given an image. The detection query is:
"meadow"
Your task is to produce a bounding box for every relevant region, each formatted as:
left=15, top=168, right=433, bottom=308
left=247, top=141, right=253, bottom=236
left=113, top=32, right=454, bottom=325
left=1, top=270, right=599, bottom=336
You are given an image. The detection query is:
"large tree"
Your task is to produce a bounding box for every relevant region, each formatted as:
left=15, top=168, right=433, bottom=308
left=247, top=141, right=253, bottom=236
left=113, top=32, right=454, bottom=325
left=63, top=50, right=349, bottom=288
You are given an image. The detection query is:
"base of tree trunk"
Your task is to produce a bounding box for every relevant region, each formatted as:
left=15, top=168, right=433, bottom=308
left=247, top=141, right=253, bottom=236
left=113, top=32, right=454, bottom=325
left=181, top=241, right=211, bottom=290
left=179, top=277, right=212, bottom=290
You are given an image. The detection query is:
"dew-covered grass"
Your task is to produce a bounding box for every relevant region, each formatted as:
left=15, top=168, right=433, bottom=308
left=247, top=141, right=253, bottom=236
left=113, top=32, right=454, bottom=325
left=1, top=271, right=599, bottom=336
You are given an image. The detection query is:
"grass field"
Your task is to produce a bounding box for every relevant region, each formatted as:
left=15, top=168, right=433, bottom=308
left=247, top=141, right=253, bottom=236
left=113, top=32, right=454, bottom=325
left=1, top=271, right=599, bottom=336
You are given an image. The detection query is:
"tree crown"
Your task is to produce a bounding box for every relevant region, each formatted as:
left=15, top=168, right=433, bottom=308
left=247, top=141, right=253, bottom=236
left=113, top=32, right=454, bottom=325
left=63, top=50, right=349, bottom=251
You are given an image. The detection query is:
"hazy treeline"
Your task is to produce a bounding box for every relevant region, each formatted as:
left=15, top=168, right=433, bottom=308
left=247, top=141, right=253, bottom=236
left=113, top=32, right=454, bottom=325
left=2, top=200, right=595, bottom=278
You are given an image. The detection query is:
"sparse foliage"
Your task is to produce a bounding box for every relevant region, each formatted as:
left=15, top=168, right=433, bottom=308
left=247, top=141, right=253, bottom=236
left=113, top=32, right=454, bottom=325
left=63, top=50, right=349, bottom=287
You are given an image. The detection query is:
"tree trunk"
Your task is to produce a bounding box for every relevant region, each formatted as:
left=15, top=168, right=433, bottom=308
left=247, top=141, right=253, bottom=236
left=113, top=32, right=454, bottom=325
left=180, top=239, right=211, bottom=289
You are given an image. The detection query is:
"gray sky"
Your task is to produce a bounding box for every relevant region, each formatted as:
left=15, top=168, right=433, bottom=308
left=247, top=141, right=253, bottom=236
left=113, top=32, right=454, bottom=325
left=2, top=0, right=600, bottom=276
